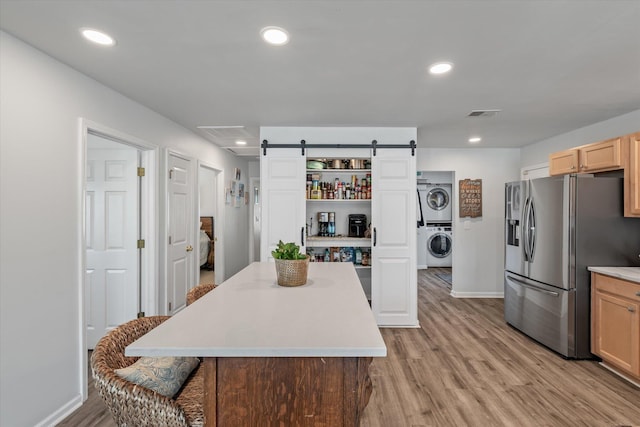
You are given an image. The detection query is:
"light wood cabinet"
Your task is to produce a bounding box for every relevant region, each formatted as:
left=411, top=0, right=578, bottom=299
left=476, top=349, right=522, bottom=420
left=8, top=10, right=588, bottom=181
left=548, top=148, right=579, bottom=175
left=591, top=272, right=640, bottom=382
left=624, top=132, right=640, bottom=217
left=549, top=137, right=623, bottom=176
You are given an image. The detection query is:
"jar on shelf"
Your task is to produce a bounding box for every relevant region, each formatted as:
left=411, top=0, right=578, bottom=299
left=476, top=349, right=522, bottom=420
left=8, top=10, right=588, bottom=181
left=361, top=251, right=369, bottom=266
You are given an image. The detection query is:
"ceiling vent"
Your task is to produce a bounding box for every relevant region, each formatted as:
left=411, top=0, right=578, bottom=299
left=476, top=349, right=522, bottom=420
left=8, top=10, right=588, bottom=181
left=197, top=125, right=254, bottom=140
left=467, top=109, right=501, bottom=117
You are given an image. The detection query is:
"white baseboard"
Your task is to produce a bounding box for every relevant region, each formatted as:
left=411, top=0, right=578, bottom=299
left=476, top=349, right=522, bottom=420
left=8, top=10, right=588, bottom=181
left=599, top=362, right=640, bottom=388
left=35, top=394, right=83, bottom=427
left=450, top=290, right=504, bottom=298
left=379, top=321, right=421, bottom=328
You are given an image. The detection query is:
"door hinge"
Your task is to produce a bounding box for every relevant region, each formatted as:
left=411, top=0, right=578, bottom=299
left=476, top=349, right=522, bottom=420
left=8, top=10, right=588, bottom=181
left=169, top=168, right=173, bottom=179
left=168, top=236, right=172, bottom=244
left=137, top=239, right=145, bottom=249
left=137, top=167, right=145, bottom=177
left=168, top=302, right=172, bottom=311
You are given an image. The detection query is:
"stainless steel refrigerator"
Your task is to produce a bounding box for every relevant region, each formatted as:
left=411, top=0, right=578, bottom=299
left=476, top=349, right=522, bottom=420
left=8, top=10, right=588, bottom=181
left=504, top=174, right=640, bottom=359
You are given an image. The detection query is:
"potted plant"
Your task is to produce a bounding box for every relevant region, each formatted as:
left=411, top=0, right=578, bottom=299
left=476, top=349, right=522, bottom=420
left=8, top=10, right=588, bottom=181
left=271, top=240, right=310, bottom=287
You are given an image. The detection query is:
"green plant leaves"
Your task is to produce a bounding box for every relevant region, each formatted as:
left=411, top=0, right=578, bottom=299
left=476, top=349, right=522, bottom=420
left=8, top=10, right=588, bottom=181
left=271, top=240, right=307, bottom=260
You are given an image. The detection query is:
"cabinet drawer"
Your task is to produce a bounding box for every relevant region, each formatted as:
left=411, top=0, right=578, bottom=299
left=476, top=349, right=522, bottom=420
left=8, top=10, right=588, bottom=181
left=592, top=273, right=640, bottom=301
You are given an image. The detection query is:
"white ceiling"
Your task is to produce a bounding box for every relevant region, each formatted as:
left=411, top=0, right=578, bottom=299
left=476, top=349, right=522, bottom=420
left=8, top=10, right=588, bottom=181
left=1, top=1, right=639, bottom=157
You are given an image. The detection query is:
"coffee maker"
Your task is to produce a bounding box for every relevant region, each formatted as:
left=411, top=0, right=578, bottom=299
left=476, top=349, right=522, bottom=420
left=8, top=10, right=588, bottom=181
left=348, top=214, right=367, bottom=237
left=318, top=212, right=335, bottom=237
left=317, top=212, right=329, bottom=236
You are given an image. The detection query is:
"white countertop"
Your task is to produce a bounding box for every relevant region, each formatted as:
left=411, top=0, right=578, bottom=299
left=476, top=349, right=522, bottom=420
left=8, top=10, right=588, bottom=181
left=126, top=262, right=387, bottom=358
left=588, top=266, right=640, bottom=284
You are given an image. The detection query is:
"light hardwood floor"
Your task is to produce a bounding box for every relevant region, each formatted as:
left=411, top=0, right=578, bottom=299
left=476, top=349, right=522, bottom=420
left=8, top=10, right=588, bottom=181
left=199, top=267, right=214, bottom=285
left=59, top=268, right=640, bottom=426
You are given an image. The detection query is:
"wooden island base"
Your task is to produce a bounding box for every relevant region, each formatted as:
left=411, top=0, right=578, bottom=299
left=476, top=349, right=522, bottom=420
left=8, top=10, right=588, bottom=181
left=203, top=357, right=373, bottom=426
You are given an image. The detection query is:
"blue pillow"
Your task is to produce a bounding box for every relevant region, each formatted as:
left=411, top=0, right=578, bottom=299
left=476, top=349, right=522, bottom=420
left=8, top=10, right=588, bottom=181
left=115, top=356, right=199, bottom=398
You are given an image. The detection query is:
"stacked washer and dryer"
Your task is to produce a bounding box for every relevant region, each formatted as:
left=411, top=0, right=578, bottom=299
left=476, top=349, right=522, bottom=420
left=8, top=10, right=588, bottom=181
left=417, top=174, right=453, bottom=269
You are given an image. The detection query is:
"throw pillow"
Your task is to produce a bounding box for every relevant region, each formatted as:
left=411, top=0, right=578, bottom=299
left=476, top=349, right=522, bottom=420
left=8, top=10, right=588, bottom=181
left=115, top=356, right=199, bottom=398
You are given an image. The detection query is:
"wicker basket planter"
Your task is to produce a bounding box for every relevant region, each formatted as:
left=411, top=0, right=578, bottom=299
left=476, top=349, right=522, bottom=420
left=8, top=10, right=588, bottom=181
left=274, top=256, right=310, bottom=287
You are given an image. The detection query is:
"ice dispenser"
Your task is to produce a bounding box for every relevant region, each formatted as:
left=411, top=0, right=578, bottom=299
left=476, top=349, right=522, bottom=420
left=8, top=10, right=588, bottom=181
left=505, top=181, right=522, bottom=247
left=507, top=220, right=519, bottom=246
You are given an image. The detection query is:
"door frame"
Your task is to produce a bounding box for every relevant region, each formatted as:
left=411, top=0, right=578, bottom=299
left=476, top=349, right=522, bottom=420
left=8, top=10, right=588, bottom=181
left=249, top=176, right=260, bottom=262
left=78, top=118, right=158, bottom=401
left=197, top=160, right=225, bottom=285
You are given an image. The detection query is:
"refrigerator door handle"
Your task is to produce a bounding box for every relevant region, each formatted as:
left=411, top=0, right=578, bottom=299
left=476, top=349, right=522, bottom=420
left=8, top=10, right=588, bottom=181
left=507, top=275, right=560, bottom=297
left=522, top=197, right=531, bottom=261
left=529, top=198, right=536, bottom=261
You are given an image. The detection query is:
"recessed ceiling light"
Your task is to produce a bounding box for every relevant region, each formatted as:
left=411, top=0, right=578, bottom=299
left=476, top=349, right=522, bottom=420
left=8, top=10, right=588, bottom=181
left=235, top=140, right=247, bottom=145
left=80, top=28, right=116, bottom=46
left=429, top=62, right=453, bottom=75
left=468, top=136, right=482, bottom=143
left=261, top=26, right=289, bottom=46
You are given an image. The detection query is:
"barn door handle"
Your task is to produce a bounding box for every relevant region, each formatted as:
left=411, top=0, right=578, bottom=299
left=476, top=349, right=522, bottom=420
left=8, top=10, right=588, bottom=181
left=301, top=227, right=305, bottom=246
left=373, top=227, right=377, bottom=246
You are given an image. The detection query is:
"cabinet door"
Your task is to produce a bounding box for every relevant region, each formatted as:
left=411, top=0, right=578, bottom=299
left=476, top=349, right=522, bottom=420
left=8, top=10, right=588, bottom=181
left=592, top=289, right=640, bottom=376
left=579, top=137, right=622, bottom=172
left=371, top=148, right=417, bottom=327
left=260, top=149, right=306, bottom=261
left=625, top=132, right=640, bottom=217
left=549, top=148, right=578, bottom=176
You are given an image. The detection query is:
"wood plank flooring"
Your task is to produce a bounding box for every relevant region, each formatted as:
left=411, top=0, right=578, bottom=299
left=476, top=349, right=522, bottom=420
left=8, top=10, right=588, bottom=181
left=59, top=268, right=640, bottom=427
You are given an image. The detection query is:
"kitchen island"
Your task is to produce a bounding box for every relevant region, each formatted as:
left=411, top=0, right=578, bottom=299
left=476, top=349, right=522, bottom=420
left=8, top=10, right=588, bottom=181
left=127, top=262, right=386, bottom=426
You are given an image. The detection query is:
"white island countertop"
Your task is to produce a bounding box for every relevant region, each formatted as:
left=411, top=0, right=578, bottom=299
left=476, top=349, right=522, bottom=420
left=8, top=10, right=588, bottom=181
left=588, top=266, right=640, bottom=284
left=126, top=262, right=387, bottom=358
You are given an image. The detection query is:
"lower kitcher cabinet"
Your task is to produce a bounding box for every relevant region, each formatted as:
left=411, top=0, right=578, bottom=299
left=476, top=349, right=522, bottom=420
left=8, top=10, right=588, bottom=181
left=591, top=272, right=640, bottom=381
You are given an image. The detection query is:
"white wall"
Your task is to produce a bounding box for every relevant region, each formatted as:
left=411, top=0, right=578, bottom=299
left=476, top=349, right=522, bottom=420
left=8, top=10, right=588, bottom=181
left=417, top=148, right=521, bottom=297
left=0, top=31, right=249, bottom=426
left=521, top=109, right=640, bottom=167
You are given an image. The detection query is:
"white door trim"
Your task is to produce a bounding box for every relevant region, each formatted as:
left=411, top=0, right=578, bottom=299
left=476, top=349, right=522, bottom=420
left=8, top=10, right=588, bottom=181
left=197, top=160, right=225, bottom=285
left=78, top=118, right=158, bottom=401
left=249, top=177, right=260, bottom=263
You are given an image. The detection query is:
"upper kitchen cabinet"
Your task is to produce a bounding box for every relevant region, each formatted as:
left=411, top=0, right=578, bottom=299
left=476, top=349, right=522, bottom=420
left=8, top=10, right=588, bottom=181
left=550, top=132, right=639, bottom=218
left=549, top=137, right=623, bottom=175
left=624, top=132, right=640, bottom=217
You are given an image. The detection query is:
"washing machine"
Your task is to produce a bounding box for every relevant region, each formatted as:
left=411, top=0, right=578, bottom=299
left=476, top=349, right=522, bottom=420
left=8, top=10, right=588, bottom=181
left=425, top=225, right=453, bottom=267
left=420, top=184, right=452, bottom=223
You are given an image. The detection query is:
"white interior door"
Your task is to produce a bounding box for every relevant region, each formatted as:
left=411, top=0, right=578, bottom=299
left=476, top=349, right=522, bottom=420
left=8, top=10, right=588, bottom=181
left=85, top=136, right=139, bottom=348
left=168, top=153, right=193, bottom=314
left=371, top=148, right=418, bottom=327
left=260, top=149, right=306, bottom=261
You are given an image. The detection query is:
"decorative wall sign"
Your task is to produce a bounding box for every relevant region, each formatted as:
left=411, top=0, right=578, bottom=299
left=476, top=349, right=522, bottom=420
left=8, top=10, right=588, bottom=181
left=459, top=179, right=482, bottom=218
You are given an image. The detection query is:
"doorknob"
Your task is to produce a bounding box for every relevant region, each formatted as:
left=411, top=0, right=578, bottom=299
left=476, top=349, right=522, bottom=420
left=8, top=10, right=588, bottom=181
left=186, top=245, right=193, bottom=252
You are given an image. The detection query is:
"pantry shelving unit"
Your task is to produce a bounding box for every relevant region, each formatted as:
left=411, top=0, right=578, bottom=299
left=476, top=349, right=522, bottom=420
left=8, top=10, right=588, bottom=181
left=260, top=127, right=418, bottom=327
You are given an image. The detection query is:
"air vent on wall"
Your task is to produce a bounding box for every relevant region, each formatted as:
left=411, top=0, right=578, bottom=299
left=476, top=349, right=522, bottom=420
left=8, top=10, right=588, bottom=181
left=467, top=109, right=501, bottom=117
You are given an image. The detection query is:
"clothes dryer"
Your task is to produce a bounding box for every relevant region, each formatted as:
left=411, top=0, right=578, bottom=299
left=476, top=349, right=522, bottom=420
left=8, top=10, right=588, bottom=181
left=425, top=225, right=452, bottom=267
left=420, top=184, right=452, bottom=223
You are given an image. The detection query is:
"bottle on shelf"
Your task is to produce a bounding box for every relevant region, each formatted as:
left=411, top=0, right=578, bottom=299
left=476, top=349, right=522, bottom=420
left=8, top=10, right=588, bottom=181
left=328, top=212, right=335, bottom=237
left=361, top=251, right=369, bottom=266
